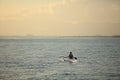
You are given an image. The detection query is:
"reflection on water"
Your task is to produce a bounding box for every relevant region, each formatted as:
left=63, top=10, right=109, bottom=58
left=0, top=37, right=120, bottom=80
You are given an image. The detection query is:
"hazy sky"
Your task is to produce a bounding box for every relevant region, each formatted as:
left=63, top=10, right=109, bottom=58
left=0, top=0, right=120, bottom=36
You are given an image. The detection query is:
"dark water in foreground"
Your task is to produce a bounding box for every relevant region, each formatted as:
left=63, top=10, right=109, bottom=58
left=0, top=37, right=120, bottom=80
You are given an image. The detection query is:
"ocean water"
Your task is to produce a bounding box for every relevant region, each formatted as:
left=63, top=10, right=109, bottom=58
left=0, top=37, right=120, bottom=80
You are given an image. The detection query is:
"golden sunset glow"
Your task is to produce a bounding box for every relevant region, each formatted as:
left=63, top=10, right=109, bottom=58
left=0, top=0, right=120, bottom=36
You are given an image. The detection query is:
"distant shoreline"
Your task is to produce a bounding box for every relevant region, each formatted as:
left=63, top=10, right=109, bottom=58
left=0, top=35, right=120, bottom=38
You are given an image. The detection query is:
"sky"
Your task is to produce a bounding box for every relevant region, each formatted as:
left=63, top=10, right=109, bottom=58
left=0, top=0, right=120, bottom=36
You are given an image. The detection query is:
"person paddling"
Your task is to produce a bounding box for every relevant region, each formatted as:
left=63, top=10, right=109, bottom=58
left=69, top=52, right=74, bottom=59
left=59, top=51, right=78, bottom=62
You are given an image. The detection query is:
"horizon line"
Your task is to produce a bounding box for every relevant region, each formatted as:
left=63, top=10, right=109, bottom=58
left=0, top=35, right=120, bottom=37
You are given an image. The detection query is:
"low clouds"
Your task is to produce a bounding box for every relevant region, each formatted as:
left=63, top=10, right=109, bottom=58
left=0, top=0, right=77, bottom=21
left=0, top=0, right=120, bottom=36
left=64, top=20, right=79, bottom=25
left=0, top=0, right=120, bottom=24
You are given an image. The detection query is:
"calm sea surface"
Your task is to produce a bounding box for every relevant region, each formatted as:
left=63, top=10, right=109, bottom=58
left=0, top=37, right=120, bottom=80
